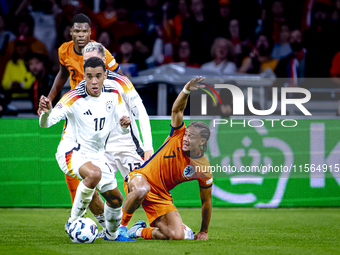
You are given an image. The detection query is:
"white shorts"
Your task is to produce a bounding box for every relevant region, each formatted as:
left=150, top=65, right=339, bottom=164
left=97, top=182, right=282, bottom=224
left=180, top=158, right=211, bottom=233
left=56, top=141, right=117, bottom=194
left=104, top=150, right=144, bottom=178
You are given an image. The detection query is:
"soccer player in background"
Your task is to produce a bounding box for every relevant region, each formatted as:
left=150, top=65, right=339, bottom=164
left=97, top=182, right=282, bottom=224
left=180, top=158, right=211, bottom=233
left=39, top=57, right=133, bottom=242
left=39, top=14, right=122, bottom=225
left=121, top=76, right=213, bottom=240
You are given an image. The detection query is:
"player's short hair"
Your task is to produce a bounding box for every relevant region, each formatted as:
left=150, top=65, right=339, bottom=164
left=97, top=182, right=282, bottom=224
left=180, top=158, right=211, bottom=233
left=82, top=42, right=106, bottom=57
left=188, top=121, right=211, bottom=152
left=71, top=13, right=91, bottom=27
left=83, top=57, right=105, bottom=72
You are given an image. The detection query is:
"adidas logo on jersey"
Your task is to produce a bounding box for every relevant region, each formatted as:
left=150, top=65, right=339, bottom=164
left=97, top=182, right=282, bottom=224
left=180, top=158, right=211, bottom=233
left=83, top=110, right=92, bottom=115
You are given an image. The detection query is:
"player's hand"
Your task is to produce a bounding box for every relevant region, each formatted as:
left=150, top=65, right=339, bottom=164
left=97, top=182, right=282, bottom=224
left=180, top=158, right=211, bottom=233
left=37, top=107, right=43, bottom=116
left=144, top=150, right=154, bottom=161
left=120, top=115, right=131, bottom=128
left=184, top=76, right=205, bottom=92
left=39, top=95, right=52, bottom=112
left=194, top=231, right=208, bottom=240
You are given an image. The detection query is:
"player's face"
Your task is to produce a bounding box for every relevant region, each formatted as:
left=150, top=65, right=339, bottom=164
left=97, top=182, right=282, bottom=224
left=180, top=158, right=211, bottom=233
left=71, top=23, right=91, bottom=49
left=83, top=51, right=106, bottom=64
left=182, top=126, right=206, bottom=154
left=84, top=66, right=107, bottom=97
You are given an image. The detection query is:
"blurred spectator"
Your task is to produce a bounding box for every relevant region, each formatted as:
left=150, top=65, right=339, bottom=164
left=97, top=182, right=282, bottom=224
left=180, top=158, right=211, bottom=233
left=172, top=39, right=200, bottom=67
left=115, top=36, right=148, bottom=76
left=90, top=0, right=117, bottom=29
left=2, top=14, right=48, bottom=76
left=0, top=14, right=16, bottom=82
left=301, top=0, right=315, bottom=33
left=275, top=29, right=308, bottom=86
left=57, top=17, right=72, bottom=48
left=271, top=23, right=292, bottom=60
left=226, top=18, right=253, bottom=67
left=303, top=0, right=338, bottom=77
left=28, top=52, right=55, bottom=113
left=106, top=1, right=142, bottom=54
left=181, top=0, right=216, bottom=65
left=97, top=30, right=114, bottom=53
left=2, top=38, right=35, bottom=99
left=239, top=33, right=278, bottom=74
left=266, top=0, right=287, bottom=44
left=133, top=0, right=162, bottom=51
left=171, top=0, right=191, bottom=43
left=214, top=0, right=232, bottom=39
left=134, top=33, right=152, bottom=66
left=331, top=0, right=340, bottom=22
left=201, top=37, right=236, bottom=75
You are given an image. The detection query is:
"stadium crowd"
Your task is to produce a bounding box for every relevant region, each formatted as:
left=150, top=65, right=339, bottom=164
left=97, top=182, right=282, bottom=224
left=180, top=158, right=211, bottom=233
left=1, top=0, right=340, bottom=116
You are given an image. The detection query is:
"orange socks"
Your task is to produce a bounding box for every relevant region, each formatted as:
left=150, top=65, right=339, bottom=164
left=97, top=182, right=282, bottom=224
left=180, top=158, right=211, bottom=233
left=141, top=228, right=153, bottom=239
left=121, top=209, right=133, bottom=226
left=65, top=174, right=79, bottom=203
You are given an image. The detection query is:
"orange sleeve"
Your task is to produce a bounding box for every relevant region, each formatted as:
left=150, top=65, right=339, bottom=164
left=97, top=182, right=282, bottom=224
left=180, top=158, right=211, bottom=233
left=58, top=43, right=68, bottom=66
left=105, top=49, right=119, bottom=71
left=169, top=122, right=186, bottom=138
left=330, top=52, right=340, bottom=77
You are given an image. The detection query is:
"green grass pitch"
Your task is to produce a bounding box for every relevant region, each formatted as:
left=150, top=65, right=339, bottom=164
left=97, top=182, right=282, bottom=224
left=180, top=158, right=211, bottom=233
left=1, top=208, right=340, bottom=254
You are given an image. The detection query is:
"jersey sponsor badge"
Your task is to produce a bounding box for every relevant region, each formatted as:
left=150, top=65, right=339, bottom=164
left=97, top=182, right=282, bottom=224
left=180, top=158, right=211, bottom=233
left=183, top=165, right=195, bottom=177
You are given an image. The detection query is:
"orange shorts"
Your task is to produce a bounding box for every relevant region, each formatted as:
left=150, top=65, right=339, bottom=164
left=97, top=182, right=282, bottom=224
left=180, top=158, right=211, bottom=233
left=124, top=172, right=178, bottom=227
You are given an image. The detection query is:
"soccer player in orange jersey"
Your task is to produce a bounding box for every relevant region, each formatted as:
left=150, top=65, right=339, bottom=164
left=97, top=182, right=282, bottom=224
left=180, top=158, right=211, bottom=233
left=120, top=76, right=213, bottom=241
left=39, top=14, right=122, bottom=231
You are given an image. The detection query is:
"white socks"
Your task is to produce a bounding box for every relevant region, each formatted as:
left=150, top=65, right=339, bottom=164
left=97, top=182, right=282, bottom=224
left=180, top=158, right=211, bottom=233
left=104, top=203, right=122, bottom=240
left=94, top=214, right=106, bottom=230
left=70, top=182, right=95, bottom=222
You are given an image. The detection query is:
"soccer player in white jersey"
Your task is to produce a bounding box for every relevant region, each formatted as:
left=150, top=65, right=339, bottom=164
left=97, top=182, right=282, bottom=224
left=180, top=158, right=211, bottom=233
left=39, top=57, right=134, bottom=242
left=81, top=42, right=153, bottom=238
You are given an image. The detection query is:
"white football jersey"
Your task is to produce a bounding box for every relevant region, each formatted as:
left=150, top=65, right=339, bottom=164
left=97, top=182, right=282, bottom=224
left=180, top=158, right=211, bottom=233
left=60, top=71, right=153, bottom=157
left=40, top=81, right=129, bottom=154
left=104, top=71, right=152, bottom=154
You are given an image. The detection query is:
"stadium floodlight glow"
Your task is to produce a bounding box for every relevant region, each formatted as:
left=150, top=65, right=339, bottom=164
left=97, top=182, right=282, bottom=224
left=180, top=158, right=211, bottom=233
left=201, top=84, right=312, bottom=116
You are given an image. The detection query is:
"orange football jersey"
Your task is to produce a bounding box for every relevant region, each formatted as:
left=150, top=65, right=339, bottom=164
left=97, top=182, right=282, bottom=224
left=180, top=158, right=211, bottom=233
left=58, top=40, right=119, bottom=89
left=133, top=122, right=213, bottom=200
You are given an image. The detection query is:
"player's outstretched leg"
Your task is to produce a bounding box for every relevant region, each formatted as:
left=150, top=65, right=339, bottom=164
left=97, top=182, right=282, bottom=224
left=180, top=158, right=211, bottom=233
left=101, top=187, right=135, bottom=242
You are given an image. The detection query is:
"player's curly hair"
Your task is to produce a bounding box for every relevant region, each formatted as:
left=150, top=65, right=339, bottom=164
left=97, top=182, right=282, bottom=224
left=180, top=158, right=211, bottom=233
left=188, top=121, right=210, bottom=152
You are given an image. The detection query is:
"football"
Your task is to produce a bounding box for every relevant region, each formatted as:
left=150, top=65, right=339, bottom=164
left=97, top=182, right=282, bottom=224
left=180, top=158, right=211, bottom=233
left=68, top=217, right=98, bottom=244
left=183, top=223, right=194, bottom=240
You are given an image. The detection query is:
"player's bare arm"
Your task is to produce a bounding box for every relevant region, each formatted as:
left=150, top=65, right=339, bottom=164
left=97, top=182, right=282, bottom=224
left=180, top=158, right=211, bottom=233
left=171, top=76, right=205, bottom=128
left=47, top=64, right=69, bottom=102
left=194, top=186, right=212, bottom=240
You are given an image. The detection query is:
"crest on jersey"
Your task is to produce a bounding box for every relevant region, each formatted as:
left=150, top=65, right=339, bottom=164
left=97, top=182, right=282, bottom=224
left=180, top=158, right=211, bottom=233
left=106, top=101, right=113, bottom=112
left=183, top=165, right=195, bottom=177
left=55, top=102, right=63, bottom=109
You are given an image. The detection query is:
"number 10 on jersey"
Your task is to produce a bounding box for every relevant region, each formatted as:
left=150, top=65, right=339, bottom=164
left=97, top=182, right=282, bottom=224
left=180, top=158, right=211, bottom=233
left=94, top=118, right=105, bottom=131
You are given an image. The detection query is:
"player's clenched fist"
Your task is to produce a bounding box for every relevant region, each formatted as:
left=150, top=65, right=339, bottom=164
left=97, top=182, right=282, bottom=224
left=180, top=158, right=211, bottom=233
left=119, top=115, right=131, bottom=128
left=39, top=95, right=52, bottom=112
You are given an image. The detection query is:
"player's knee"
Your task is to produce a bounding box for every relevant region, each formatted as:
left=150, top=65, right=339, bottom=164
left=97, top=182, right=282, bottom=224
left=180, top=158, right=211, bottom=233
left=87, top=168, right=102, bottom=184
left=107, top=193, right=123, bottom=208
left=169, top=230, right=185, bottom=240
